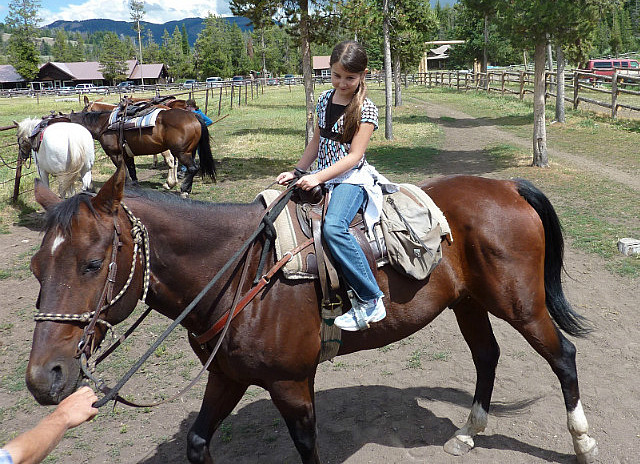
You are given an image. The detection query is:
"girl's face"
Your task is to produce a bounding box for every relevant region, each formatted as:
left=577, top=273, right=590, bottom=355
left=331, top=62, right=364, bottom=101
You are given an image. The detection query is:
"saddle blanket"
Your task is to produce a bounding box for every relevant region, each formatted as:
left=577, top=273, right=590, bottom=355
left=107, top=107, right=164, bottom=131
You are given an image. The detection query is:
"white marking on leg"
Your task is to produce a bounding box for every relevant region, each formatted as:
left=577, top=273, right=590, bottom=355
left=454, top=401, right=488, bottom=447
left=567, top=400, right=597, bottom=456
left=51, top=233, right=65, bottom=255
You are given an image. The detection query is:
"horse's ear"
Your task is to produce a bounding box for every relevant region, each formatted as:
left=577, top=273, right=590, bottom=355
left=83, top=96, right=89, bottom=106
left=34, top=178, right=62, bottom=210
left=92, top=163, right=126, bottom=214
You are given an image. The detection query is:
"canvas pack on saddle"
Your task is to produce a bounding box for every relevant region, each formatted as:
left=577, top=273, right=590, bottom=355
left=380, top=183, right=452, bottom=280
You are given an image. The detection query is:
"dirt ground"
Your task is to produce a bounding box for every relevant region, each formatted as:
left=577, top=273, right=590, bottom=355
left=0, top=101, right=638, bottom=463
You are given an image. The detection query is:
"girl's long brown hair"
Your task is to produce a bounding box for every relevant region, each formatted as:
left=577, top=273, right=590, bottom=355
left=329, top=41, right=368, bottom=143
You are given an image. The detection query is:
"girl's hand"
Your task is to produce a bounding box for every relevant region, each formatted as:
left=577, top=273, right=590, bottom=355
left=276, top=171, right=296, bottom=185
left=296, top=174, right=322, bottom=191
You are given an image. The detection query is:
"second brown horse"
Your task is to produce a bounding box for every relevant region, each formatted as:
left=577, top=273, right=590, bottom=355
left=69, top=106, right=215, bottom=194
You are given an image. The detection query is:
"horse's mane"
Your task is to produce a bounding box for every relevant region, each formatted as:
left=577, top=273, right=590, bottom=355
left=44, top=193, right=97, bottom=236
left=16, top=117, right=41, bottom=139
left=44, top=187, right=260, bottom=236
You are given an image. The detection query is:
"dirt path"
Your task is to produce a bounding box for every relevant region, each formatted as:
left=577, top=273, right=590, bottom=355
left=1, top=104, right=638, bottom=463
left=419, top=99, right=640, bottom=191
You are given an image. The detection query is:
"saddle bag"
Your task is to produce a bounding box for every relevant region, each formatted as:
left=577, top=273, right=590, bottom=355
left=380, top=184, right=448, bottom=280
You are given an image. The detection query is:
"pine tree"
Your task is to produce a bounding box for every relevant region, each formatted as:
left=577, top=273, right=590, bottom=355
left=5, top=0, right=41, bottom=80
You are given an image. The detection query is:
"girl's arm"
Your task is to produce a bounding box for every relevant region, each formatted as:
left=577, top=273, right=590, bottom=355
left=277, top=124, right=321, bottom=185
left=296, top=122, right=375, bottom=190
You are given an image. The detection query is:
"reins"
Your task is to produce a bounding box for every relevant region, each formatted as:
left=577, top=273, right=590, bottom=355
left=35, top=183, right=302, bottom=409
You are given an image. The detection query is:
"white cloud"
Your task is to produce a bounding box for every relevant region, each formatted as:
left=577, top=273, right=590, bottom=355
left=41, top=0, right=231, bottom=25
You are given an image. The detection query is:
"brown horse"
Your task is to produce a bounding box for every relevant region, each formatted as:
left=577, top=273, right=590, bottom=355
left=25, top=166, right=598, bottom=464
left=83, top=97, right=179, bottom=189
left=68, top=105, right=215, bottom=195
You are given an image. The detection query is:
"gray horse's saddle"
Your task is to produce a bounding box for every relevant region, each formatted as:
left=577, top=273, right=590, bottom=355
left=28, top=113, right=71, bottom=153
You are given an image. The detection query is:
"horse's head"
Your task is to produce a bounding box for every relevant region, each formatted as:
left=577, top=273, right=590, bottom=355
left=15, top=117, right=40, bottom=159
left=26, top=165, right=144, bottom=405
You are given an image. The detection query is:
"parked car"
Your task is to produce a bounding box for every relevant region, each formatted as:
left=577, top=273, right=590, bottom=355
left=75, top=83, right=107, bottom=94
left=117, top=81, right=134, bottom=88
left=56, top=86, right=75, bottom=95
left=267, top=78, right=280, bottom=86
left=206, top=76, right=223, bottom=88
left=232, top=76, right=244, bottom=86
left=181, top=79, right=198, bottom=88
left=284, top=74, right=296, bottom=85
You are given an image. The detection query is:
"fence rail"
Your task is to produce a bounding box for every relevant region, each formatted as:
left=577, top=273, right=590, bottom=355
left=414, top=68, right=640, bottom=119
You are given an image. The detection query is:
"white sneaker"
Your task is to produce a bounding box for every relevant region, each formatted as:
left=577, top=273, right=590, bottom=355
left=334, top=297, right=386, bottom=331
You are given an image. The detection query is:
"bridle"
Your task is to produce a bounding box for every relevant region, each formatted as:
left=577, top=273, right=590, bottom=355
left=33, top=202, right=151, bottom=382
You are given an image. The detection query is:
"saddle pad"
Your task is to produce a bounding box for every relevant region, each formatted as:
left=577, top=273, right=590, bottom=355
left=256, top=190, right=315, bottom=280
left=107, top=107, right=164, bottom=130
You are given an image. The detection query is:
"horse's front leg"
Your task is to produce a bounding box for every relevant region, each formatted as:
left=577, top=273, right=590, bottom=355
left=268, top=377, right=320, bottom=464
left=124, top=155, right=138, bottom=184
left=187, top=369, right=248, bottom=464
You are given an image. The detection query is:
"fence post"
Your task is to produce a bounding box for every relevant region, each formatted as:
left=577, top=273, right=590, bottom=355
left=456, top=70, right=460, bottom=91
left=218, top=86, right=223, bottom=116
left=519, top=71, right=525, bottom=99
left=12, top=152, right=23, bottom=203
left=573, top=72, right=579, bottom=110
left=230, top=85, right=234, bottom=110
left=611, top=70, right=618, bottom=119
left=501, top=71, right=506, bottom=96
left=486, top=72, right=490, bottom=93
left=204, top=88, right=210, bottom=114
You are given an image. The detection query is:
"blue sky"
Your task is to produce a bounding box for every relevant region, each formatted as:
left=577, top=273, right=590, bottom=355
left=0, top=0, right=456, bottom=26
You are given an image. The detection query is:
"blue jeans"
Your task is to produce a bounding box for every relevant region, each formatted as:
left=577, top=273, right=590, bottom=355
left=323, top=183, right=383, bottom=302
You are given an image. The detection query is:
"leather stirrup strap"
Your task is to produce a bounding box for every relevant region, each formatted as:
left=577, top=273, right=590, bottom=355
left=322, top=190, right=340, bottom=292
left=311, top=209, right=331, bottom=304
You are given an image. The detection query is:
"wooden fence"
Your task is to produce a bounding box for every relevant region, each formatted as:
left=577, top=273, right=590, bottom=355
left=413, top=69, right=640, bottom=119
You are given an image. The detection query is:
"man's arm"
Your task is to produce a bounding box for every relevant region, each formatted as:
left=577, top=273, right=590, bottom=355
left=3, top=387, right=98, bottom=464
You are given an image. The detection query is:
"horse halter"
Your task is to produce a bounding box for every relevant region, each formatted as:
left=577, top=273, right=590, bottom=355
left=33, top=202, right=151, bottom=364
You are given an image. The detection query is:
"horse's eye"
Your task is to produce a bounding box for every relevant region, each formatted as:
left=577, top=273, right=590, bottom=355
left=83, top=259, right=103, bottom=274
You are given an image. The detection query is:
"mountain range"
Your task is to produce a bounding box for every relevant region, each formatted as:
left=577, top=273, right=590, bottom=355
left=42, top=17, right=253, bottom=47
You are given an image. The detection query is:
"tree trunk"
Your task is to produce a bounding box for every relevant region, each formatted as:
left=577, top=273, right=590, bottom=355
left=383, top=0, right=393, bottom=140
left=533, top=41, right=549, bottom=167
left=393, top=53, right=402, bottom=107
left=555, top=45, right=566, bottom=123
left=483, top=14, right=488, bottom=73
left=299, top=1, right=315, bottom=145
left=261, top=29, right=267, bottom=78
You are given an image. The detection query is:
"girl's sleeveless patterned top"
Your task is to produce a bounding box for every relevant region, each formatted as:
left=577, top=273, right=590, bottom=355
left=315, top=89, right=378, bottom=171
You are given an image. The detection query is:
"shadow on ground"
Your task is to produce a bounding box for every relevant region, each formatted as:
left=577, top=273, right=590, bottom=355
left=138, top=385, right=571, bottom=464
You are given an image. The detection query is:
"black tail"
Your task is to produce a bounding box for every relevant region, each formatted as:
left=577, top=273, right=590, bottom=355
left=197, top=121, right=216, bottom=181
left=515, top=178, right=592, bottom=337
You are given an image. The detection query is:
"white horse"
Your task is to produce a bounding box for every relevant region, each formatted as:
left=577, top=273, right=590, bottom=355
left=16, top=118, right=95, bottom=198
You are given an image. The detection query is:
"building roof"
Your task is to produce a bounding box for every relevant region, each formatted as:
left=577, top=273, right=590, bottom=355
left=313, top=56, right=331, bottom=70
left=39, top=60, right=166, bottom=81
left=0, top=65, right=25, bottom=83
left=128, top=63, right=167, bottom=79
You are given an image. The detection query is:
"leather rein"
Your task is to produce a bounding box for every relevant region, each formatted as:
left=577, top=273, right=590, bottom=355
left=33, top=185, right=309, bottom=409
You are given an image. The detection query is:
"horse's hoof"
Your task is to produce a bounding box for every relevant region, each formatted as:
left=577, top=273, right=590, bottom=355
left=443, top=436, right=473, bottom=456
left=162, top=183, right=170, bottom=190
left=576, top=442, right=599, bottom=464
left=181, top=192, right=189, bottom=199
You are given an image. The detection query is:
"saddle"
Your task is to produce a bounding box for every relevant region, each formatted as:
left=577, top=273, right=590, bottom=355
left=107, top=98, right=165, bottom=131
left=28, top=112, right=71, bottom=153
